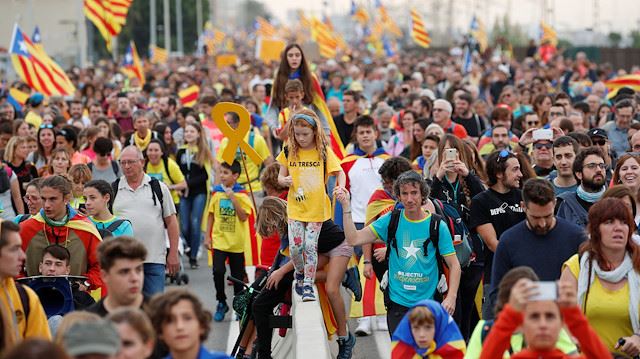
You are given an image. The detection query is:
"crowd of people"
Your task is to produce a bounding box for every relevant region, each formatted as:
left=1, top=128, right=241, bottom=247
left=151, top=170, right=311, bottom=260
left=0, top=35, right=639, bottom=359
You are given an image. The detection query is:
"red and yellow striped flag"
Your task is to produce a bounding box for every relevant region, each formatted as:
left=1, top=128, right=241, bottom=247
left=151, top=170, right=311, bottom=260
left=605, top=75, right=640, bottom=99
left=377, top=3, right=402, bottom=38
left=30, top=26, right=76, bottom=95
left=121, top=41, right=145, bottom=86
left=255, top=16, right=278, bottom=38
left=311, top=17, right=338, bottom=59
left=350, top=258, right=387, bottom=318
left=9, top=24, right=76, bottom=96
left=410, top=9, right=431, bottom=48
left=149, top=45, right=168, bottom=64
left=178, top=85, right=200, bottom=107
left=84, top=0, right=133, bottom=51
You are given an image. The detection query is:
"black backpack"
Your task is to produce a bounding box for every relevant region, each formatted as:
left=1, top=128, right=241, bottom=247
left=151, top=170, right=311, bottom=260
left=88, top=161, right=120, bottom=178
left=111, top=177, right=164, bottom=213
left=96, top=219, right=131, bottom=239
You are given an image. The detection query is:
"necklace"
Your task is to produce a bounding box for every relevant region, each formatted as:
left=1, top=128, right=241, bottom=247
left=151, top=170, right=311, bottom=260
left=42, top=222, right=70, bottom=247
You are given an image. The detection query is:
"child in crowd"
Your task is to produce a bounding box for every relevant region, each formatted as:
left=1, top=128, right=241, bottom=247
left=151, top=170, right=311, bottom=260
left=413, top=134, right=440, bottom=178
left=46, top=148, right=72, bottom=178
left=277, top=107, right=346, bottom=301
left=205, top=160, right=254, bottom=322
left=148, top=289, right=231, bottom=359
left=275, top=79, right=305, bottom=141
left=83, top=180, right=134, bottom=238
left=391, top=300, right=466, bottom=359
left=68, top=164, right=92, bottom=210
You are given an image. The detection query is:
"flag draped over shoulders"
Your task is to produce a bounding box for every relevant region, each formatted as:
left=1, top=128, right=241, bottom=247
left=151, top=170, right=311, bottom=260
left=391, top=300, right=466, bottom=359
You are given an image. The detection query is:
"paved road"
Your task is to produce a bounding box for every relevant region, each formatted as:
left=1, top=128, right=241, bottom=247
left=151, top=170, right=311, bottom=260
left=170, top=255, right=391, bottom=358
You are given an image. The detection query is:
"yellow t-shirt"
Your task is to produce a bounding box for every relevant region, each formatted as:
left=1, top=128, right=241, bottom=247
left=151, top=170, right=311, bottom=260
left=276, top=147, right=341, bottom=222
left=278, top=108, right=291, bottom=129
left=217, top=130, right=271, bottom=193
left=208, top=191, right=253, bottom=253
left=564, top=254, right=633, bottom=356
left=25, top=111, right=42, bottom=128
left=146, top=158, right=186, bottom=204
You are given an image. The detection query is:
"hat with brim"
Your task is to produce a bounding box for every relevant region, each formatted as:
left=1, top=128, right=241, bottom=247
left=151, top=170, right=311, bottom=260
left=63, top=320, right=120, bottom=356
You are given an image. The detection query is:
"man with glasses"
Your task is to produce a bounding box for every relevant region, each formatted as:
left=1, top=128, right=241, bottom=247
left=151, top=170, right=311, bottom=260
left=531, top=136, right=555, bottom=178
left=603, top=99, right=637, bottom=155
left=556, top=147, right=607, bottom=227
left=111, top=146, right=180, bottom=296
left=14, top=178, right=43, bottom=223
left=488, top=179, right=586, bottom=316
left=522, top=112, right=541, bottom=132
left=432, top=99, right=468, bottom=140
left=587, top=128, right=614, bottom=181
left=548, top=103, right=566, bottom=124
left=470, top=149, right=525, bottom=319
left=630, top=131, right=640, bottom=153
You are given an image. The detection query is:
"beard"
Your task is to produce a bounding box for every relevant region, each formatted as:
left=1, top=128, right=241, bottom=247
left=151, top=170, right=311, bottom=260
left=527, top=218, right=553, bottom=236
left=582, top=175, right=605, bottom=192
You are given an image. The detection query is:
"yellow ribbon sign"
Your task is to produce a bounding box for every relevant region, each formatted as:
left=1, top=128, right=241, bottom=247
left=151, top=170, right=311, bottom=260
left=212, top=102, right=263, bottom=165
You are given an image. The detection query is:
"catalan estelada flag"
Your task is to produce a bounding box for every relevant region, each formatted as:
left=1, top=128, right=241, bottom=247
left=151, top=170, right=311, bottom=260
left=9, top=24, right=76, bottom=97
left=255, top=16, right=278, bottom=38
left=84, top=0, right=133, bottom=51
left=470, top=15, right=488, bottom=53
left=391, top=300, right=466, bottom=358
left=31, top=27, right=76, bottom=95
left=410, top=9, right=430, bottom=48
left=351, top=0, right=370, bottom=25
left=149, top=45, right=168, bottom=64
left=178, top=85, right=200, bottom=107
left=121, top=41, right=145, bottom=86
left=376, top=0, right=402, bottom=38
left=310, top=74, right=346, bottom=159
left=7, top=88, right=30, bottom=113
left=605, top=74, right=640, bottom=99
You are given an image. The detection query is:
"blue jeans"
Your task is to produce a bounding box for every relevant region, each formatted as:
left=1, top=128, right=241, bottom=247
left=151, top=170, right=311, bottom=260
left=143, top=263, right=166, bottom=297
left=179, top=193, right=207, bottom=260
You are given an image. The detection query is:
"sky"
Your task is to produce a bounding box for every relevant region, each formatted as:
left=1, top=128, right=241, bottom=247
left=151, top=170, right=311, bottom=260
left=263, top=0, right=640, bottom=36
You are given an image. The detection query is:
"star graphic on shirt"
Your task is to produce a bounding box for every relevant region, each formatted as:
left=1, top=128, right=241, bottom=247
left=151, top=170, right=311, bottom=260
left=404, top=241, right=420, bottom=259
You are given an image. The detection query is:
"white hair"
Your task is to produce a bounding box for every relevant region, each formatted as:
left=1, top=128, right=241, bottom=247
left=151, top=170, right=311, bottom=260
left=433, top=99, right=453, bottom=113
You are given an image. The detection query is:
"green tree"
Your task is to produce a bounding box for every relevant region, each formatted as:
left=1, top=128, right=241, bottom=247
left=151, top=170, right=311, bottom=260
left=630, top=30, right=640, bottom=48
left=240, top=0, right=273, bottom=29
left=608, top=31, right=622, bottom=47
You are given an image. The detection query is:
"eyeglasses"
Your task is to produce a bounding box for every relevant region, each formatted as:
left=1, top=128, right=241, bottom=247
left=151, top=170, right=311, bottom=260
left=39, top=124, right=54, bottom=129
left=583, top=163, right=606, bottom=170
left=592, top=139, right=607, bottom=146
left=433, top=108, right=446, bottom=112
left=633, top=144, right=640, bottom=152
left=23, top=195, right=39, bottom=203
left=549, top=112, right=564, bottom=117
left=526, top=121, right=540, bottom=127
left=533, top=142, right=552, bottom=150
left=496, top=149, right=513, bottom=163
left=119, top=159, right=140, bottom=167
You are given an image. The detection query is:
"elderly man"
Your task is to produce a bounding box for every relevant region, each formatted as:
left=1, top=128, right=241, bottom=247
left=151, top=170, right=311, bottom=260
left=432, top=99, right=468, bottom=139
left=603, top=99, right=636, bottom=155
left=112, top=146, right=180, bottom=296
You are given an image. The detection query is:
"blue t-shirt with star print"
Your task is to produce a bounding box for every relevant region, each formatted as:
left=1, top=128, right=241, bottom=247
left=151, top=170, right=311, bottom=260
left=370, top=210, right=455, bottom=307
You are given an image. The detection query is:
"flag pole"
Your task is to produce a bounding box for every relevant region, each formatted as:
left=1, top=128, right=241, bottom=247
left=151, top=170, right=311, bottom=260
left=239, top=149, right=258, bottom=212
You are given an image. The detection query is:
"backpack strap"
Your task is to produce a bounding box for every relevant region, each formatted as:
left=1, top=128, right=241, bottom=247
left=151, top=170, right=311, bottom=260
left=106, top=219, right=129, bottom=234
left=111, top=161, right=120, bottom=177
left=162, top=157, right=175, bottom=184
left=385, top=208, right=402, bottom=263
left=87, top=162, right=94, bottom=171
left=149, top=178, right=164, bottom=213
left=16, top=282, right=30, bottom=336
left=428, top=212, right=445, bottom=277
left=110, top=178, right=120, bottom=213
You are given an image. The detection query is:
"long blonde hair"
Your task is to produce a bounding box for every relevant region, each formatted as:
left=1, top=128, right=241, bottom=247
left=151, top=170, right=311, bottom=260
left=256, top=196, right=288, bottom=237
left=184, top=122, right=213, bottom=166
left=286, top=108, right=328, bottom=162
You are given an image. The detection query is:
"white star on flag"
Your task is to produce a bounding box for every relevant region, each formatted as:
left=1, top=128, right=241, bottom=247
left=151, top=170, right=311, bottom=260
left=18, top=41, right=27, bottom=53
left=125, top=53, right=133, bottom=63
left=404, top=241, right=420, bottom=259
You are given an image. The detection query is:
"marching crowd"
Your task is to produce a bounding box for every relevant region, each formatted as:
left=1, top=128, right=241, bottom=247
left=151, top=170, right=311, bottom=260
left=0, top=38, right=639, bottom=359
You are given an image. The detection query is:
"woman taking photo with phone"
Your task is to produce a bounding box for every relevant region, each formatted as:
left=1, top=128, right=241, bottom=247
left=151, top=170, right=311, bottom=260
left=560, top=197, right=640, bottom=357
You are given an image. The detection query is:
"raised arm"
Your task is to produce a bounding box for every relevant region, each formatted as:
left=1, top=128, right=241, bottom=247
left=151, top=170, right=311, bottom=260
left=333, top=186, right=379, bottom=246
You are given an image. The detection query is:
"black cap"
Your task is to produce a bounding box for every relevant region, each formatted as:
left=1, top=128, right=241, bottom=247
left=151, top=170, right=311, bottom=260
left=587, top=128, right=608, bottom=140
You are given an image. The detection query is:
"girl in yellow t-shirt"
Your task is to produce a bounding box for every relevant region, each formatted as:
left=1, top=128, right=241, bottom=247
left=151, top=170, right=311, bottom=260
left=276, top=108, right=346, bottom=302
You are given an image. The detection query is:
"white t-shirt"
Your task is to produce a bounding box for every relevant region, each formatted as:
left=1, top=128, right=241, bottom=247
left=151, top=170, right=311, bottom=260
left=0, top=172, right=18, bottom=220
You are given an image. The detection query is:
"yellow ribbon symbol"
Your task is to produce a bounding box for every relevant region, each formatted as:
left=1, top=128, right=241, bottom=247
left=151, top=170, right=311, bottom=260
left=212, top=102, right=263, bottom=165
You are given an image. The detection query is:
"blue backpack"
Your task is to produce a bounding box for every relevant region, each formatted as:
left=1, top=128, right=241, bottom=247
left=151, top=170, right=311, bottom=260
left=432, top=198, right=473, bottom=268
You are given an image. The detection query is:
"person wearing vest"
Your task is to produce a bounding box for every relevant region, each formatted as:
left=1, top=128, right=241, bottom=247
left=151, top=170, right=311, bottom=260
left=556, top=147, right=607, bottom=228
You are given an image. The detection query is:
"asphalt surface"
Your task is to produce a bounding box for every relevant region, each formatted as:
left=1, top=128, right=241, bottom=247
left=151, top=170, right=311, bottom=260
left=171, top=255, right=391, bottom=359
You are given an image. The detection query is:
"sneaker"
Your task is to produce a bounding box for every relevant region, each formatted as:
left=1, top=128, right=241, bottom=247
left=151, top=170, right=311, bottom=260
left=301, top=285, right=316, bottom=302
left=354, top=316, right=372, bottom=336
left=375, top=315, right=388, bottom=332
left=336, top=332, right=356, bottom=359
left=189, top=258, right=199, bottom=269
left=294, top=273, right=304, bottom=296
left=342, top=266, right=362, bottom=302
left=214, top=302, right=229, bottom=322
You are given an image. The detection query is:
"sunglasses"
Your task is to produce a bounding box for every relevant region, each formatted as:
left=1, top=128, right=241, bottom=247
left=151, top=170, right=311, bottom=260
left=592, top=139, right=606, bottom=146
left=496, top=149, right=513, bottom=163
left=39, top=124, right=54, bottom=129
left=534, top=142, right=553, bottom=150
left=526, top=121, right=540, bottom=126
